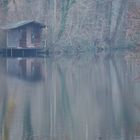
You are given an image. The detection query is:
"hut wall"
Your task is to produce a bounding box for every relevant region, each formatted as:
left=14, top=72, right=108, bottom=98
left=7, top=29, right=19, bottom=48
left=7, top=26, right=42, bottom=48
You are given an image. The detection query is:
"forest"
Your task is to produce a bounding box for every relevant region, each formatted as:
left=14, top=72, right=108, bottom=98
left=1, top=1, right=140, bottom=140
left=0, top=0, right=139, bottom=51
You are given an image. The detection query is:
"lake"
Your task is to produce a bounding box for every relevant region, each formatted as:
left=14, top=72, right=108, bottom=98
left=0, top=51, right=140, bottom=140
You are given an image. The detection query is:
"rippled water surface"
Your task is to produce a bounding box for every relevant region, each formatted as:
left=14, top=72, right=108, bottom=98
left=0, top=52, right=140, bottom=140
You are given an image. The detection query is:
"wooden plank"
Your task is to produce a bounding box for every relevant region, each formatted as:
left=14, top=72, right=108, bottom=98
left=0, top=48, right=46, bottom=57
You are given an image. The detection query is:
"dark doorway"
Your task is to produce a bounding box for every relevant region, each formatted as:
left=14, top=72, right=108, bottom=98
left=19, top=28, right=27, bottom=48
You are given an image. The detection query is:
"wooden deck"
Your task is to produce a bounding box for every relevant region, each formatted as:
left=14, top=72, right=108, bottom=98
left=0, top=47, right=48, bottom=57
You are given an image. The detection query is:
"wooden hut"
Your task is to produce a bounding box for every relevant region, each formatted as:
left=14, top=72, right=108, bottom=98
left=1, top=20, right=46, bottom=48
left=0, top=20, right=46, bottom=80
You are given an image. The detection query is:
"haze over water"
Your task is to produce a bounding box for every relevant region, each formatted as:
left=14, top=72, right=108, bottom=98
left=0, top=51, right=140, bottom=140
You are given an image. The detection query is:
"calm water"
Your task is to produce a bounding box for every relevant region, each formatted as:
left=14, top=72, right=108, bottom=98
left=0, top=52, right=140, bottom=140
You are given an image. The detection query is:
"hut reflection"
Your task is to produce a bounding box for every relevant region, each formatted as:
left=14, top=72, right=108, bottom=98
left=7, top=58, right=43, bottom=81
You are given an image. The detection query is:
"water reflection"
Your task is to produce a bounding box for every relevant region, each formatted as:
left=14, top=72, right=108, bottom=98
left=0, top=53, right=140, bottom=140
left=7, top=58, right=43, bottom=81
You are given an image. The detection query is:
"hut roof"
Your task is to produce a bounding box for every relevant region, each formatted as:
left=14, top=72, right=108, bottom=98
left=0, top=20, right=46, bottom=30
